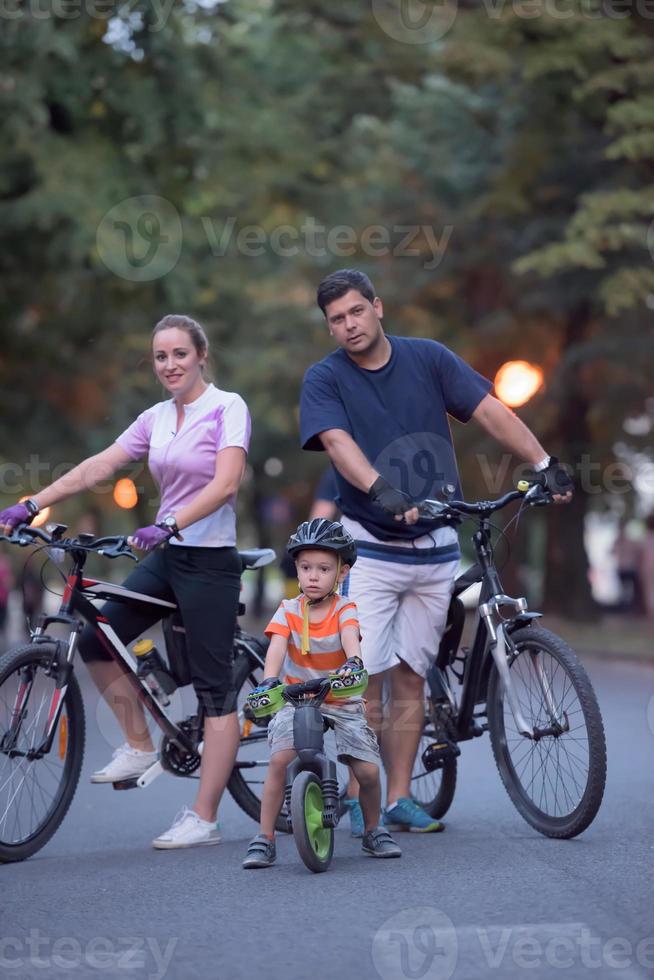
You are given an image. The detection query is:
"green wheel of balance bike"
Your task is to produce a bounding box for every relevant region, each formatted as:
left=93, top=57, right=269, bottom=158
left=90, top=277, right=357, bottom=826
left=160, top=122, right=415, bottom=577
left=290, top=770, right=334, bottom=873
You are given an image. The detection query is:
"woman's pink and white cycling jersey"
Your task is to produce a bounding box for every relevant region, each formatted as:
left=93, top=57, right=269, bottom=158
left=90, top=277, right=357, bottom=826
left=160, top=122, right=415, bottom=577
left=116, top=383, right=251, bottom=548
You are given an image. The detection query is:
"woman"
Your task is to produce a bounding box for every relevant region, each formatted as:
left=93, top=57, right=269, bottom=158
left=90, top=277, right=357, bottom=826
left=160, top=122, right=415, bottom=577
left=0, top=314, right=250, bottom=849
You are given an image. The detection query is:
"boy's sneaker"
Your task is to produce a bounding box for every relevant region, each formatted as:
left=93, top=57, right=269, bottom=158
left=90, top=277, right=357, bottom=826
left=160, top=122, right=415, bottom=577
left=242, top=834, right=277, bottom=869
left=382, top=798, right=445, bottom=833
left=362, top=827, right=402, bottom=858
left=152, top=807, right=221, bottom=849
left=343, top=798, right=365, bottom=838
left=90, top=743, right=158, bottom=783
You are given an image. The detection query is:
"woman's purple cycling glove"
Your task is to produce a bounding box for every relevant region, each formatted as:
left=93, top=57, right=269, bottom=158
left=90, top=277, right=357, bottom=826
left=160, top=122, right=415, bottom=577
left=0, top=502, right=32, bottom=530
left=129, top=524, right=172, bottom=551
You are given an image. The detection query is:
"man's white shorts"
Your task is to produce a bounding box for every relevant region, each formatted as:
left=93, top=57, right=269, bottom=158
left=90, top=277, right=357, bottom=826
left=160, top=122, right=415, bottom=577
left=341, top=518, right=459, bottom=679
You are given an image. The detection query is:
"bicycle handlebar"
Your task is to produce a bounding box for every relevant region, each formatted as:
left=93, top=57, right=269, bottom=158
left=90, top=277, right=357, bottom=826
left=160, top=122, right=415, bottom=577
left=0, top=524, right=137, bottom=560
left=418, top=479, right=550, bottom=521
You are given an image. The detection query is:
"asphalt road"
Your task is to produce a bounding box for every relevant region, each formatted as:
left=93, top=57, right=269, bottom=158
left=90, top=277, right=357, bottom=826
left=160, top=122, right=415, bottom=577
left=1, top=655, right=653, bottom=980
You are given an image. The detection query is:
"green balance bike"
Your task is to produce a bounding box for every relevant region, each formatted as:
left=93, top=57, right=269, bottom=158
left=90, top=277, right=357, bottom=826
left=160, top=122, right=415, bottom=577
left=247, top=668, right=368, bottom=873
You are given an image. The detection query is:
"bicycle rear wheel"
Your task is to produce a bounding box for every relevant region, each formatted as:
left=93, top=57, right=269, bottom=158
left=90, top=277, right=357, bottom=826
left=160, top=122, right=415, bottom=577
left=411, top=724, right=457, bottom=820
left=487, top=626, right=606, bottom=838
left=0, top=643, right=85, bottom=862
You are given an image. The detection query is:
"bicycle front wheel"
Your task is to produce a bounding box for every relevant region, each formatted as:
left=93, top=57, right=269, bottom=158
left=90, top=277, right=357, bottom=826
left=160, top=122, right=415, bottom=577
left=0, top=643, right=85, bottom=862
left=487, top=626, right=606, bottom=839
left=290, top=770, right=334, bottom=873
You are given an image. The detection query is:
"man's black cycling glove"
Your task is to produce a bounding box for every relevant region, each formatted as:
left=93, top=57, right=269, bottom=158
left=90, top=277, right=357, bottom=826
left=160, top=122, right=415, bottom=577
left=368, top=476, right=413, bottom=517
left=535, top=457, right=574, bottom=496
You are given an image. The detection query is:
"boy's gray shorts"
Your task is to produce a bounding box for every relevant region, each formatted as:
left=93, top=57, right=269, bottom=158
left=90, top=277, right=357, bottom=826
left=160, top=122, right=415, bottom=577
left=267, top=702, right=380, bottom=767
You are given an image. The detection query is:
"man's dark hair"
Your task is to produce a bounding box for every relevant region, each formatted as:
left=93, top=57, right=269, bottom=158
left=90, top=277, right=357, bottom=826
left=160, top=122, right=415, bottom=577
left=316, top=269, right=376, bottom=315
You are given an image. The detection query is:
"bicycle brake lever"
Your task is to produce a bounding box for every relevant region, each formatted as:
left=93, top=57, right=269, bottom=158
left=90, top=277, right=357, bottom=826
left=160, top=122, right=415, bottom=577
left=418, top=499, right=447, bottom=519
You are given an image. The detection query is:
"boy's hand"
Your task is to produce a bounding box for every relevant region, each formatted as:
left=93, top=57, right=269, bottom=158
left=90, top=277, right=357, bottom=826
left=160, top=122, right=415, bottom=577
left=337, top=656, right=364, bottom=677
left=257, top=676, right=281, bottom=691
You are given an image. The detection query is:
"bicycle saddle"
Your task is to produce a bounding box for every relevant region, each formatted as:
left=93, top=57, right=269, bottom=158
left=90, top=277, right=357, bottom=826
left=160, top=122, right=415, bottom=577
left=239, top=548, right=276, bottom=569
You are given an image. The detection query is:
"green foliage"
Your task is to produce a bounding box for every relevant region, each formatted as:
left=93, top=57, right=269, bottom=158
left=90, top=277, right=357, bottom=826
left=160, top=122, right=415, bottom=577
left=1, top=1, right=653, bottom=611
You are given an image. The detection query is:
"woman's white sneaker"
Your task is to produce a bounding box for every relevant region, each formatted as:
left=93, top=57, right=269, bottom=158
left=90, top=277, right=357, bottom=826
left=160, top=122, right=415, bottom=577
left=152, top=807, right=221, bottom=849
left=90, top=743, right=158, bottom=783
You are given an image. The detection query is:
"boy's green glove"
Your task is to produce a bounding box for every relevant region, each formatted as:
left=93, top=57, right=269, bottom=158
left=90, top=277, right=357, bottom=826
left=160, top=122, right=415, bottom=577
left=246, top=678, right=285, bottom=718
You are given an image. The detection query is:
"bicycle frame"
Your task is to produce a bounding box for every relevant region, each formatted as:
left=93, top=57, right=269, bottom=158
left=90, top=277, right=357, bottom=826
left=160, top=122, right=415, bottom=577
left=25, top=557, right=268, bottom=773
left=434, top=516, right=544, bottom=743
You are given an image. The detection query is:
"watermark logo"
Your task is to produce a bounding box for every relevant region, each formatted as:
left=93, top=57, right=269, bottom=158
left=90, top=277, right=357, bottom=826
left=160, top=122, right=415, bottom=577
left=0, top=930, right=177, bottom=979
left=647, top=218, right=654, bottom=264
left=96, top=195, right=182, bottom=282
left=372, top=433, right=460, bottom=503
left=371, top=0, right=459, bottom=45
left=647, top=693, right=654, bottom=738
left=371, top=906, right=458, bottom=980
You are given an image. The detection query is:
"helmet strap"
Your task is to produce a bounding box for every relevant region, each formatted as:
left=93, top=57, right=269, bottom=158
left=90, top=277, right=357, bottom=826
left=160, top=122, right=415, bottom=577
left=299, top=556, right=341, bottom=655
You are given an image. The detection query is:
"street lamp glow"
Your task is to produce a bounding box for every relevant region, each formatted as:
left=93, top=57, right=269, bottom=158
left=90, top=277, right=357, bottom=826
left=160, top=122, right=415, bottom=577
left=113, top=478, right=138, bottom=509
left=494, top=360, right=544, bottom=408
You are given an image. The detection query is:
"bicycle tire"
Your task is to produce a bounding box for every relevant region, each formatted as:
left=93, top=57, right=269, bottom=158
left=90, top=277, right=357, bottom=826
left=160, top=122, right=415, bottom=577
left=290, top=770, right=333, bottom=873
left=0, top=643, right=85, bottom=863
left=487, top=625, right=606, bottom=839
left=411, top=726, right=458, bottom=820
left=226, top=652, right=288, bottom=833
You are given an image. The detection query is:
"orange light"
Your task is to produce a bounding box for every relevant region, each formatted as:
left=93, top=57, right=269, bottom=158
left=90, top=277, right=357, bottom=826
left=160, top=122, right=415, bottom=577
left=494, top=360, right=544, bottom=408
left=19, top=497, right=51, bottom=527
left=113, top=478, right=138, bottom=509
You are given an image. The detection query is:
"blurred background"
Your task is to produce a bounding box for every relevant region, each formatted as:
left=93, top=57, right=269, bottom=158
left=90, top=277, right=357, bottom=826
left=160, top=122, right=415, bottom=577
left=1, top=0, right=653, bottom=652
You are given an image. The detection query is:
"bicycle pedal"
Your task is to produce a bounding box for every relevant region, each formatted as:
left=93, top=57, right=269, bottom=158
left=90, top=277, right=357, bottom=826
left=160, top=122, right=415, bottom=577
left=112, top=778, right=139, bottom=790
left=421, top=740, right=461, bottom=772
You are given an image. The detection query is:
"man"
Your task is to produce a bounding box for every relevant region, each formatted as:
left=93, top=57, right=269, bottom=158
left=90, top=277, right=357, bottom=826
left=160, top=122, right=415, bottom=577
left=300, top=268, right=572, bottom=833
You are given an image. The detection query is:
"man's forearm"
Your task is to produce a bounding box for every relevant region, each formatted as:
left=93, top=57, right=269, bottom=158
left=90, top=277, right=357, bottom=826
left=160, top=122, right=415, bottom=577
left=472, top=395, right=548, bottom=466
left=319, top=430, right=378, bottom=492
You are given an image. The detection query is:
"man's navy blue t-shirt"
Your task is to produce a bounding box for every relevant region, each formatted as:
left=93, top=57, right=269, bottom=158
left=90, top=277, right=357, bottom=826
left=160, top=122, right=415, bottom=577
left=300, top=335, right=492, bottom=541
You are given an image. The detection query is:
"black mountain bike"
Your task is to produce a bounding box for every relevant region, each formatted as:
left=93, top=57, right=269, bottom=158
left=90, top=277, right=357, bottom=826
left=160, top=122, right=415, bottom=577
left=0, top=522, right=281, bottom=862
left=410, top=480, right=607, bottom=839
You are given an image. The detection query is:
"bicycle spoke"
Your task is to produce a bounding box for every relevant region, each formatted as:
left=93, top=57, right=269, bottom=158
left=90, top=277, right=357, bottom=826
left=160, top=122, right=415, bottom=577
left=0, top=655, right=74, bottom=848
left=498, top=643, right=593, bottom=820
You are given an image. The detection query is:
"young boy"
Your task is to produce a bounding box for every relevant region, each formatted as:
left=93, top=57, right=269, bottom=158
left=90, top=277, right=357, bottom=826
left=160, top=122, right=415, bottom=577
left=242, top=518, right=402, bottom=868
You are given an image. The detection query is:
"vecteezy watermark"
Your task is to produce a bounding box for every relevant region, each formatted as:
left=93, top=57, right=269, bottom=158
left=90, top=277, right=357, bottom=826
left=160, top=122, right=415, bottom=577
left=372, top=906, right=459, bottom=980
left=202, top=216, right=453, bottom=271
left=647, top=218, right=654, bottom=264
left=94, top=195, right=453, bottom=281
left=370, top=0, right=654, bottom=46
left=0, top=0, right=176, bottom=30
left=473, top=923, right=654, bottom=972
left=371, top=0, right=459, bottom=45
left=0, top=931, right=178, bottom=979
left=0, top=452, right=645, bottom=502
left=647, top=693, right=654, bottom=739
left=96, top=195, right=183, bottom=283
left=371, top=913, right=654, bottom=977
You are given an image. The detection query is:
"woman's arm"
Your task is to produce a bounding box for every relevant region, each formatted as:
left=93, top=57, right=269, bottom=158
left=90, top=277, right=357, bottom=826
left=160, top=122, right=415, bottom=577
left=262, top=634, right=288, bottom=679
left=173, top=446, right=246, bottom=531
left=32, top=443, right=133, bottom=511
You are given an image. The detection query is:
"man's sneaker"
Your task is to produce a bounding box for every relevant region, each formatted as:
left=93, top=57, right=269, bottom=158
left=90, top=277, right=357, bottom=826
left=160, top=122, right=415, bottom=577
left=242, top=834, right=277, bottom=869
left=343, top=798, right=365, bottom=838
left=152, top=807, right=221, bottom=849
left=90, top=743, right=158, bottom=783
left=382, top=798, right=445, bottom=833
left=362, top=827, right=402, bottom=858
